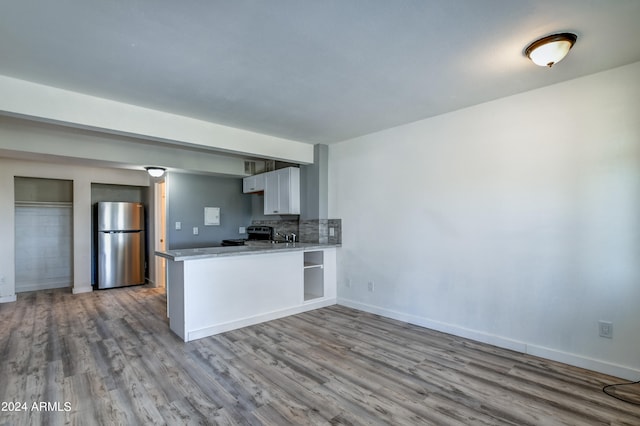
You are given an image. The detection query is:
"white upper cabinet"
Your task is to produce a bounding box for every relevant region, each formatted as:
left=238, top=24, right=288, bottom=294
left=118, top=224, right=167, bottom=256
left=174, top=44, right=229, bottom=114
left=242, top=174, right=265, bottom=193
left=243, top=167, right=300, bottom=214
left=263, top=167, right=300, bottom=215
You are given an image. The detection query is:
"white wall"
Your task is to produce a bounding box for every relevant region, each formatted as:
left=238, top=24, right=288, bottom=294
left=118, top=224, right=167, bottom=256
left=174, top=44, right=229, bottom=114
left=329, top=61, right=640, bottom=380
left=0, top=158, right=150, bottom=301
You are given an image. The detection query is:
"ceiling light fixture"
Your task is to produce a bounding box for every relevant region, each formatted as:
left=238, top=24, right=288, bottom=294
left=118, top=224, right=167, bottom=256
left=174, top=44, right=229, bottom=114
left=525, top=33, right=577, bottom=67
left=145, top=166, right=166, bottom=178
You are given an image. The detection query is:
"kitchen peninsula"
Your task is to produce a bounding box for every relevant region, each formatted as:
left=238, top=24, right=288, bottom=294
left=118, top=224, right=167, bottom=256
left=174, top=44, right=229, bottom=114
left=156, top=242, right=338, bottom=342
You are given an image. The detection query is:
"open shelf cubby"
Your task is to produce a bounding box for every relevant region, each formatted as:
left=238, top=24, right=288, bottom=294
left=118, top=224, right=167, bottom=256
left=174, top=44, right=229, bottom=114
left=303, top=251, right=324, bottom=301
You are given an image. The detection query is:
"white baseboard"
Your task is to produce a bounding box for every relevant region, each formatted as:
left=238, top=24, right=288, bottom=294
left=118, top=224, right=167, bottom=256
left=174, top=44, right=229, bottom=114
left=72, top=285, right=93, bottom=294
left=16, top=281, right=70, bottom=293
left=0, top=294, right=17, bottom=303
left=525, top=345, right=638, bottom=381
left=187, top=297, right=337, bottom=342
left=338, top=297, right=640, bottom=381
left=145, top=278, right=163, bottom=288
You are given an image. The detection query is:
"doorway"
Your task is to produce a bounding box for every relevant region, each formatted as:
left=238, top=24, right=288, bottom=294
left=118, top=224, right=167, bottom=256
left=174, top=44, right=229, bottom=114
left=154, top=180, right=167, bottom=288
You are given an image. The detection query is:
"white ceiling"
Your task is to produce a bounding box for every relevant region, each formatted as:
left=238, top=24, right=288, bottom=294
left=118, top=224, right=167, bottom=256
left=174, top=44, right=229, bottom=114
left=1, top=0, right=639, bottom=145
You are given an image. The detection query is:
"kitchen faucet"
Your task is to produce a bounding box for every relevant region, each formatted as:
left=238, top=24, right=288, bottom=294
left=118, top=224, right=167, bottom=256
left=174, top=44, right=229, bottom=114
left=275, top=232, right=297, bottom=243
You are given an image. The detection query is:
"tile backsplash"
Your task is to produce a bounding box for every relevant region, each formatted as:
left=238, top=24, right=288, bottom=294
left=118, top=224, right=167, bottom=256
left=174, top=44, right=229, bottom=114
left=251, top=218, right=342, bottom=244
left=300, top=219, right=342, bottom=244
left=251, top=219, right=298, bottom=239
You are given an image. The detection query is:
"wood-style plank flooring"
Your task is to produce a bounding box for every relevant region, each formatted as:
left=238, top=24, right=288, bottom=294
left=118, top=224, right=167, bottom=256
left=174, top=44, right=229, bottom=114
left=1, top=286, right=638, bottom=425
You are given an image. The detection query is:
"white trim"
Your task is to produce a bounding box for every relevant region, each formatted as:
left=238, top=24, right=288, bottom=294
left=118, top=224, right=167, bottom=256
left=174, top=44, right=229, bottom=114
left=338, top=297, right=640, bottom=381
left=526, top=345, right=638, bottom=381
left=0, top=295, right=17, bottom=303
left=188, top=298, right=336, bottom=342
left=72, top=285, right=93, bottom=294
left=15, top=281, right=71, bottom=293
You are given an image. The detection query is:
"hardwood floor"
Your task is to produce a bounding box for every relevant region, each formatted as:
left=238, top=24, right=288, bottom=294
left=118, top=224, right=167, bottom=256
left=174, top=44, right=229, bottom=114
left=0, top=286, right=638, bottom=425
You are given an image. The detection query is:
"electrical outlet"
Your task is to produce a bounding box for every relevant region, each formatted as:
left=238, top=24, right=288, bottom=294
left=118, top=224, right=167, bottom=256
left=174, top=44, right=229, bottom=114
left=599, top=320, right=613, bottom=338
left=175, top=221, right=181, bottom=230
left=193, top=227, right=199, bottom=235
left=368, top=281, right=374, bottom=292
left=0, top=276, right=4, bottom=284
left=239, top=226, right=246, bottom=234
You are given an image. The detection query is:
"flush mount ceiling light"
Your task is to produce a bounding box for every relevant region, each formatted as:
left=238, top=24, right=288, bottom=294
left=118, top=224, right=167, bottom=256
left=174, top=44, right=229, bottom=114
left=525, top=33, right=577, bottom=67
left=145, top=166, right=166, bottom=178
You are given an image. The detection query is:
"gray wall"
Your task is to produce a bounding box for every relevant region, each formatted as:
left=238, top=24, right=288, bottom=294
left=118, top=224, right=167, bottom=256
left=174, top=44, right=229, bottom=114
left=91, top=183, right=148, bottom=204
left=168, top=173, right=252, bottom=249
left=300, top=144, right=328, bottom=220
left=15, top=176, right=73, bottom=202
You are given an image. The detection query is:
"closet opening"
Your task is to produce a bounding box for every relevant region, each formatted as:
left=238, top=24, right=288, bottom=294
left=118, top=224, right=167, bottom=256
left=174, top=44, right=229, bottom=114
left=14, top=177, right=73, bottom=293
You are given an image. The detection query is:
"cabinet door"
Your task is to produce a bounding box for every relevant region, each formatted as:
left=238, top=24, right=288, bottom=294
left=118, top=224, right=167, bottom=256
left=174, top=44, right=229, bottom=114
left=277, top=169, right=291, bottom=213
left=287, top=167, right=300, bottom=214
left=263, top=167, right=300, bottom=215
left=243, top=174, right=265, bottom=193
left=242, top=176, right=254, bottom=193
left=264, top=171, right=281, bottom=214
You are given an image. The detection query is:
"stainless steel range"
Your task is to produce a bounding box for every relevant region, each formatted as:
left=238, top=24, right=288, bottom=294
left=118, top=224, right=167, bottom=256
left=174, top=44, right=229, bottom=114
left=221, top=226, right=273, bottom=246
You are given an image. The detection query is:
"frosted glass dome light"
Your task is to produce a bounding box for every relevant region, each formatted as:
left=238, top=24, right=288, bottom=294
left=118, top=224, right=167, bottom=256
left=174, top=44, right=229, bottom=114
left=145, top=166, right=166, bottom=178
left=525, top=33, right=577, bottom=67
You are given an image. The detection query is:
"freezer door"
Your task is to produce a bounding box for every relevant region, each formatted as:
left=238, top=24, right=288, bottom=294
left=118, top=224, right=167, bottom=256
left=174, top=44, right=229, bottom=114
left=98, top=202, right=145, bottom=231
left=98, top=231, right=145, bottom=289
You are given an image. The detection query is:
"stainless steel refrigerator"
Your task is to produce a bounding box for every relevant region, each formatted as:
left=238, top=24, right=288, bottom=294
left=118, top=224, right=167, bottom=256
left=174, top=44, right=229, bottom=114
left=97, top=202, right=145, bottom=289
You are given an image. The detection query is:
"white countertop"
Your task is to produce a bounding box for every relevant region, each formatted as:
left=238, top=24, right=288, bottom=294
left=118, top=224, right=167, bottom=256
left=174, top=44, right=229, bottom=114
left=155, top=241, right=340, bottom=261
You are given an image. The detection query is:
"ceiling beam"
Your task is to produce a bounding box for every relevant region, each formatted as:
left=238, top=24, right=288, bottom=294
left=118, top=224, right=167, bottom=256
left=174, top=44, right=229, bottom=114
left=0, top=75, right=314, bottom=164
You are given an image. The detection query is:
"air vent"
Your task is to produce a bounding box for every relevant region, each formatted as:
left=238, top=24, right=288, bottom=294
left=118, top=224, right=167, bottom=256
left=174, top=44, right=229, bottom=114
left=244, top=161, right=256, bottom=175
